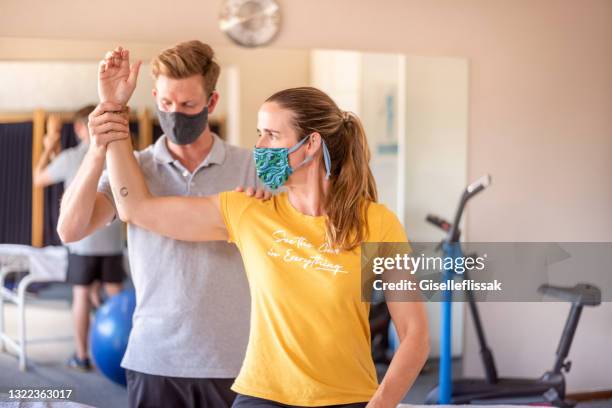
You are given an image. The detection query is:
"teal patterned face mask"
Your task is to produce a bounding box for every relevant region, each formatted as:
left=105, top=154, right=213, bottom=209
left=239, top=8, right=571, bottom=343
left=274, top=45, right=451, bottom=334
left=253, top=135, right=331, bottom=190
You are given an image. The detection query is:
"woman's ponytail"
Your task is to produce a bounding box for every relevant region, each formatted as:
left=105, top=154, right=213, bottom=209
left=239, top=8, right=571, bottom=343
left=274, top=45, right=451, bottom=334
left=324, top=112, right=377, bottom=250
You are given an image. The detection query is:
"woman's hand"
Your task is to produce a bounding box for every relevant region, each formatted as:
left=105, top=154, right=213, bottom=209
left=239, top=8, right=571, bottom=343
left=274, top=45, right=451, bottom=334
left=98, top=46, right=141, bottom=106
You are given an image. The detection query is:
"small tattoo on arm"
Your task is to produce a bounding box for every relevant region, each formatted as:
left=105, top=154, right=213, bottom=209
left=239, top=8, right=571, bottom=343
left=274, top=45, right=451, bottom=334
left=120, top=187, right=128, bottom=197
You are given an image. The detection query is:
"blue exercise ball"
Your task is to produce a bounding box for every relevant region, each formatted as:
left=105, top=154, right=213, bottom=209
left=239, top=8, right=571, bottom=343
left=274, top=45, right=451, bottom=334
left=90, top=288, right=136, bottom=386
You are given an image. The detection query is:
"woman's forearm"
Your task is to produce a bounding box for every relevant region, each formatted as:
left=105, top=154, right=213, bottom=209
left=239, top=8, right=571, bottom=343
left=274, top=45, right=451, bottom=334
left=105, top=136, right=228, bottom=241
left=369, top=301, right=430, bottom=407
left=105, top=137, right=150, bottom=222
left=370, top=332, right=430, bottom=407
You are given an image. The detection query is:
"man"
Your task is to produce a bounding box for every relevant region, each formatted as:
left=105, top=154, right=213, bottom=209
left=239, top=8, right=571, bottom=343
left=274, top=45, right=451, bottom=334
left=33, top=107, right=125, bottom=371
left=58, top=41, right=261, bottom=407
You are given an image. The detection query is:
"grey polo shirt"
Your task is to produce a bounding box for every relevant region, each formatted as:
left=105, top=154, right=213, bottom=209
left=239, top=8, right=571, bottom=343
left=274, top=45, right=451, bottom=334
left=98, top=134, right=255, bottom=378
left=46, top=142, right=123, bottom=256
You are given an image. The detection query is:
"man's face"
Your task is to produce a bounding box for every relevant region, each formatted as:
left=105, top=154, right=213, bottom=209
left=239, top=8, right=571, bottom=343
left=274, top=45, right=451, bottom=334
left=153, top=75, right=211, bottom=115
left=74, top=120, right=89, bottom=143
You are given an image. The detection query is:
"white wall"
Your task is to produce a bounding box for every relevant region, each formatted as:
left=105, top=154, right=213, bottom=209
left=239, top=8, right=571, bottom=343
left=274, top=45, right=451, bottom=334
left=215, top=46, right=310, bottom=147
left=0, top=62, right=101, bottom=111
left=403, top=56, right=469, bottom=242
left=361, top=53, right=403, bottom=217
left=311, top=50, right=406, bottom=216
left=403, top=56, right=469, bottom=358
left=310, top=50, right=361, bottom=114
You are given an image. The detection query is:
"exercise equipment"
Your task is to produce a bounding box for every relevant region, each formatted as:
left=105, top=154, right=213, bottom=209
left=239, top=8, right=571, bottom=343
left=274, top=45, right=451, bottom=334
left=424, top=175, right=602, bottom=407
left=90, top=288, right=135, bottom=386
left=0, top=244, right=68, bottom=371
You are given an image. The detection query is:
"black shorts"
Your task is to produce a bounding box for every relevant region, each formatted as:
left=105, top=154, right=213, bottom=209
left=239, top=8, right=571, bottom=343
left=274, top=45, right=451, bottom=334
left=126, top=369, right=236, bottom=408
left=66, top=253, right=125, bottom=286
left=232, top=395, right=368, bottom=408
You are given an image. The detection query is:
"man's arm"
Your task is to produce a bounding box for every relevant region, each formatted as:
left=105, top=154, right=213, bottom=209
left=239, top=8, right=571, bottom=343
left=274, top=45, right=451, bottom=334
left=33, top=115, right=63, bottom=187
left=32, top=148, right=59, bottom=187
left=57, top=103, right=130, bottom=243
left=57, top=154, right=115, bottom=243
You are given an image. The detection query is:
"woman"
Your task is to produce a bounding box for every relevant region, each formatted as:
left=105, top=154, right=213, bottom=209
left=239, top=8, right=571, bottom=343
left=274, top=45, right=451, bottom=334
left=98, top=50, right=429, bottom=408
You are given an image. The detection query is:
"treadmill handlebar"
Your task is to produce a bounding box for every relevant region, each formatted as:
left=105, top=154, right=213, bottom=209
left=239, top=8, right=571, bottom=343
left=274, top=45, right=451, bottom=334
left=465, top=174, right=492, bottom=199
left=426, top=214, right=452, bottom=232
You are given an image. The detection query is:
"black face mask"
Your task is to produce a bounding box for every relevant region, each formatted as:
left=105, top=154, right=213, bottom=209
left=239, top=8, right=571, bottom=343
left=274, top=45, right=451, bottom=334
left=156, top=105, right=209, bottom=145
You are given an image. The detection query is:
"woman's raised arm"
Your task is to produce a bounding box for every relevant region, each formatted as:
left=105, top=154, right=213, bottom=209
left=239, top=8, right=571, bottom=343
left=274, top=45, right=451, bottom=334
left=97, top=46, right=227, bottom=242
left=105, top=137, right=227, bottom=242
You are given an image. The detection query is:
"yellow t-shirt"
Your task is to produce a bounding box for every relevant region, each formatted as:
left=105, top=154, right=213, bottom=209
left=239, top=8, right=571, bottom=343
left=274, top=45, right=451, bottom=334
left=219, top=191, right=408, bottom=406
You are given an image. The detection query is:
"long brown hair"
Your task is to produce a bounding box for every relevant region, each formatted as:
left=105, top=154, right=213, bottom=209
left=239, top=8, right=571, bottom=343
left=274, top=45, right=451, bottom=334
left=266, top=87, right=378, bottom=251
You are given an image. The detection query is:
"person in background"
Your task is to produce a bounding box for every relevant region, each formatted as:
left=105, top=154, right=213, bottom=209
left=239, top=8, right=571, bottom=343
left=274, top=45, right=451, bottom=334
left=33, top=106, right=125, bottom=371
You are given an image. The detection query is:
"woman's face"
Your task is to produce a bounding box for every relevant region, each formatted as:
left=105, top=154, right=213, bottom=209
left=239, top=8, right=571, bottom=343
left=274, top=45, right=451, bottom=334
left=256, top=102, right=315, bottom=184
left=256, top=102, right=298, bottom=148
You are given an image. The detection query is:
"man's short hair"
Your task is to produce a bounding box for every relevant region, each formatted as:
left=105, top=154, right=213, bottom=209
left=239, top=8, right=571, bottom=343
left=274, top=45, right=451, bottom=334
left=73, top=104, right=96, bottom=124
left=151, top=40, right=220, bottom=96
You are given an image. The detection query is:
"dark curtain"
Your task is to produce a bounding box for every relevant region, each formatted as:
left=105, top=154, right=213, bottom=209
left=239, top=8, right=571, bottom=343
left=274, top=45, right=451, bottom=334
left=210, top=122, right=223, bottom=140
left=152, top=123, right=164, bottom=145
left=43, top=123, right=79, bottom=246
left=0, top=119, right=141, bottom=247
left=0, top=122, right=33, bottom=244
left=129, top=121, right=139, bottom=148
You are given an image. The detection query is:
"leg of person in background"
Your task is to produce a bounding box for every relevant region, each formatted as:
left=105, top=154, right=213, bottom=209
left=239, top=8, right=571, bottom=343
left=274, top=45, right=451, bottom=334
left=67, top=253, right=124, bottom=371
left=69, top=284, right=93, bottom=370
left=89, top=280, right=102, bottom=308
left=73, top=254, right=123, bottom=377
left=66, top=254, right=99, bottom=370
